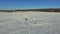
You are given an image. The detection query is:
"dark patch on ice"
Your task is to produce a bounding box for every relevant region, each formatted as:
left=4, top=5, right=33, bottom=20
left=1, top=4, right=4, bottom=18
left=25, top=19, right=28, bottom=21
left=34, top=23, right=37, bottom=24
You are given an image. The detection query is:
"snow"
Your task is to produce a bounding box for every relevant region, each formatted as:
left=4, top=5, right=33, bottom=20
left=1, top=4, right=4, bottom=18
left=0, top=12, right=60, bottom=34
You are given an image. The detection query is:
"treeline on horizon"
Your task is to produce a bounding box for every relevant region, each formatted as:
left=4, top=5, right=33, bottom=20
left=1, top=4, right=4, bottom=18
left=0, top=8, right=60, bottom=12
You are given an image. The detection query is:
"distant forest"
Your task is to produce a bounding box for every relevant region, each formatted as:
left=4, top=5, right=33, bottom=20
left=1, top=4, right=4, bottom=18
left=0, top=8, right=60, bottom=12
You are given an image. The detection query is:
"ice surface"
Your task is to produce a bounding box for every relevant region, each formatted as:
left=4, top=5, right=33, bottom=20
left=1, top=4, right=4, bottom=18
left=0, top=12, right=60, bottom=34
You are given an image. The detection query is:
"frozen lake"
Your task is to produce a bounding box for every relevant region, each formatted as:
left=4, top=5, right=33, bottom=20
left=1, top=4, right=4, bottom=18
left=0, top=12, right=60, bottom=34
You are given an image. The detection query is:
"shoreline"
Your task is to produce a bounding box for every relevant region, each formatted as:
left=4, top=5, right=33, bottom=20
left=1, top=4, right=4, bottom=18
left=0, top=8, right=60, bottom=12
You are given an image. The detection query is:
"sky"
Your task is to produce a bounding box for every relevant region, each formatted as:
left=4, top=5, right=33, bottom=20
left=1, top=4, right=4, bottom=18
left=0, top=0, right=60, bottom=10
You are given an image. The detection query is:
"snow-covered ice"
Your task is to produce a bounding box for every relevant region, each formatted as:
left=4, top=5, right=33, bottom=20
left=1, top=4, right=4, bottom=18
left=0, top=12, right=60, bottom=34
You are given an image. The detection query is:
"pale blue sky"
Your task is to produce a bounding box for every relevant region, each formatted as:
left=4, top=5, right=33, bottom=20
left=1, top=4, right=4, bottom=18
left=0, top=0, right=60, bottom=10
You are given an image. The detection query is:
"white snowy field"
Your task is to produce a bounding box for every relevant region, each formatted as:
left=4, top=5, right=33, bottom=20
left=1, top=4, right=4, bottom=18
left=0, top=12, right=60, bottom=34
